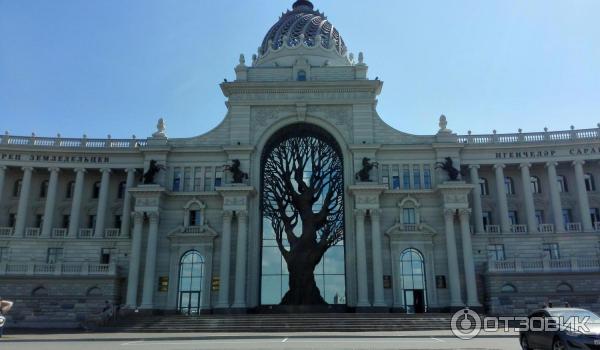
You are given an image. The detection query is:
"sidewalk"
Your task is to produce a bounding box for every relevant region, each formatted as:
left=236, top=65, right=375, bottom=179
left=0, top=329, right=519, bottom=342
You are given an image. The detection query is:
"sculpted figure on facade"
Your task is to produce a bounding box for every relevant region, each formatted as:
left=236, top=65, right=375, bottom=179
left=141, top=160, right=165, bottom=184
left=436, top=157, right=461, bottom=181
left=355, top=157, right=378, bottom=182
left=224, top=159, right=248, bottom=184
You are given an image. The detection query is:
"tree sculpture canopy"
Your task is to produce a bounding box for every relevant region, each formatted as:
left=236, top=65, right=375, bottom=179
left=262, top=124, right=345, bottom=305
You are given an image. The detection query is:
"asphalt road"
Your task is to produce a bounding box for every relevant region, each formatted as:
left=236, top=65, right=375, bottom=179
left=0, top=336, right=522, bottom=350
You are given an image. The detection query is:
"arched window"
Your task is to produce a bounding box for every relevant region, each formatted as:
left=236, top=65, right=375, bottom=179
left=585, top=173, right=596, bottom=192
left=530, top=176, right=541, bottom=194
left=92, top=181, right=101, bottom=199
left=557, top=175, right=568, bottom=193
left=66, top=181, right=75, bottom=199
left=504, top=177, right=515, bottom=195
left=399, top=248, right=427, bottom=314
left=178, top=250, right=204, bottom=315
left=297, top=70, right=307, bottom=81
left=556, top=282, right=573, bottom=293
left=479, top=177, right=489, bottom=196
left=117, top=181, right=127, bottom=199
left=13, top=179, right=23, bottom=197
left=500, top=284, right=517, bottom=293
left=40, top=180, right=49, bottom=198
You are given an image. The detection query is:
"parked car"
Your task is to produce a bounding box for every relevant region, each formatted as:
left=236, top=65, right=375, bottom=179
left=520, top=307, right=600, bottom=350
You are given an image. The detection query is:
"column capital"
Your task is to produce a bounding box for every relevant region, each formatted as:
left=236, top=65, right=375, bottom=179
left=572, top=160, right=585, bottom=167
left=468, top=164, right=480, bottom=170
left=519, top=162, right=532, bottom=169
left=236, top=210, right=248, bottom=219
left=354, top=208, right=367, bottom=217
left=48, top=167, right=61, bottom=173
left=545, top=161, right=559, bottom=168
left=131, top=211, right=144, bottom=222
left=0, top=165, right=8, bottom=171
left=458, top=208, right=472, bottom=218
left=369, top=208, right=382, bottom=217
left=125, top=168, right=137, bottom=174
left=147, top=211, right=160, bottom=223
left=493, top=163, right=505, bottom=170
left=21, top=166, right=34, bottom=172
left=99, top=167, right=112, bottom=174
left=74, top=167, right=87, bottom=173
left=223, top=210, right=234, bottom=219
left=444, top=208, right=456, bottom=218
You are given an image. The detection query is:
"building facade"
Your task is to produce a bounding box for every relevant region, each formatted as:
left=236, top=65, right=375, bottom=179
left=1, top=0, right=599, bottom=327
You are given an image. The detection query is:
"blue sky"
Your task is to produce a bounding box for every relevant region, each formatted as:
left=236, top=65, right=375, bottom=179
left=1, top=0, right=599, bottom=139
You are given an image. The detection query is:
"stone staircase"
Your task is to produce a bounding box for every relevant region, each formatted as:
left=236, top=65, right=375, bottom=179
left=103, top=313, right=453, bottom=333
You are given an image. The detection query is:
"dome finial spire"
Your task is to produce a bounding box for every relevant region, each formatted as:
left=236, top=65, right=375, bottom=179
left=292, top=0, right=314, bottom=11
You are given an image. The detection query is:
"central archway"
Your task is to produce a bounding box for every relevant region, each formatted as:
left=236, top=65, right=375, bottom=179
left=260, top=123, right=346, bottom=306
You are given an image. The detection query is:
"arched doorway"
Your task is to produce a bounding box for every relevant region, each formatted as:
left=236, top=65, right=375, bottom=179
left=400, top=248, right=427, bottom=313
left=260, top=123, right=346, bottom=307
left=178, top=250, right=204, bottom=315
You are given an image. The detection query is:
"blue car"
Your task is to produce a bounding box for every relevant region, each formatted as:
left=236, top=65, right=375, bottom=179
left=520, top=308, right=600, bottom=350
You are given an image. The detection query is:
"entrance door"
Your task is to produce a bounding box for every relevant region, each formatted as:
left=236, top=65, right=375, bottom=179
left=179, top=291, right=201, bottom=315
left=404, top=289, right=425, bottom=314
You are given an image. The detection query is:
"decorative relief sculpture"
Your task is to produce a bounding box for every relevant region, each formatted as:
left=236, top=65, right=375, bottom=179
left=224, top=159, right=248, bottom=184
left=355, top=157, right=378, bottom=182
left=436, top=157, right=461, bottom=181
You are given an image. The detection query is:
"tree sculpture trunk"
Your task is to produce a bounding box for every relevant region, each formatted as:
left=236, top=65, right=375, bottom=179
left=262, top=125, right=345, bottom=306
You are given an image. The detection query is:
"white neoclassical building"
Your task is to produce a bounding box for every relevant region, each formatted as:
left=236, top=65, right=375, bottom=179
left=1, top=0, right=599, bottom=327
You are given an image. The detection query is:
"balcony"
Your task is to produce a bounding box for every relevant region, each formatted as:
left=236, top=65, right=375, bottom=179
left=488, top=257, right=600, bottom=273
left=52, top=228, right=68, bottom=237
left=78, top=228, right=94, bottom=239
left=24, top=227, right=41, bottom=237
left=403, top=224, right=419, bottom=232
left=485, top=225, right=501, bottom=233
left=510, top=225, right=527, bottom=233
left=566, top=222, right=582, bottom=232
left=0, top=227, right=14, bottom=237
left=538, top=224, right=555, bottom=233
left=104, top=228, right=121, bottom=238
left=0, top=262, right=117, bottom=276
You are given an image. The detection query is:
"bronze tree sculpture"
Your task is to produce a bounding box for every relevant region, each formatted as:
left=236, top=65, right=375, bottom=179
left=262, top=126, right=344, bottom=305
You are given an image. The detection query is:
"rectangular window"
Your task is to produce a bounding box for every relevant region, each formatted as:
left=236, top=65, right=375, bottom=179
left=194, top=167, right=203, bottom=192
left=402, top=165, right=411, bottom=189
left=215, top=167, right=223, bottom=187
left=47, top=248, right=64, bottom=264
left=590, top=208, right=600, bottom=227
left=204, top=167, right=213, bottom=192
left=392, top=165, right=400, bottom=190
left=8, top=213, right=16, bottom=228
left=172, top=167, right=182, bottom=192
left=183, top=167, right=192, bottom=192
left=100, top=248, right=114, bottom=265
left=482, top=211, right=492, bottom=227
left=0, top=247, right=8, bottom=261
left=189, top=210, right=202, bottom=226
left=403, top=208, right=416, bottom=224
left=543, top=243, right=560, bottom=260
left=88, top=215, right=96, bottom=229
left=423, top=165, right=432, bottom=189
left=535, top=210, right=544, bottom=225
left=35, top=214, right=44, bottom=228
left=114, top=215, right=122, bottom=229
left=381, top=165, right=389, bottom=187
left=413, top=165, right=421, bottom=190
left=487, top=244, right=505, bottom=261
left=562, top=209, right=572, bottom=225
left=508, top=211, right=519, bottom=225
left=62, top=215, right=70, bottom=229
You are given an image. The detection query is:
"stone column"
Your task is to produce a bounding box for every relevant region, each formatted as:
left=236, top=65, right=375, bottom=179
left=370, top=209, right=386, bottom=307
left=355, top=209, right=370, bottom=307
left=141, top=212, right=160, bottom=309
left=0, top=166, right=7, bottom=208
left=468, top=165, right=485, bottom=234
left=519, top=163, right=538, bottom=233
left=459, top=209, right=481, bottom=307
left=14, top=167, right=34, bottom=237
left=444, top=209, right=463, bottom=307
left=120, top=169, right=136, bottom=237
left=546, top=162, right=565, bottom=233
left=216, top=210, right=233, bottom=308
left=126, top=212, right=144, bottom=307
left=94, top=168, right=111, bottom=238
left=232, top=210, right=248, bottom=309
left=573, top=160, right=593, bottom=231
left=68, top=168, right=86, bottom=237
left=493, top=164, right=511, bottom=232
left=41, top=168, right=60, bottom=238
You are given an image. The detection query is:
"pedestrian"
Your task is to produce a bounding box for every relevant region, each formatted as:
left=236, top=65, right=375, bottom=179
left=0, top=296, right=14, bottom=338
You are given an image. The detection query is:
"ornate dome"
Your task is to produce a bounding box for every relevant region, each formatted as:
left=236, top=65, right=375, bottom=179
left=257, top=0, right=349, bottom=66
